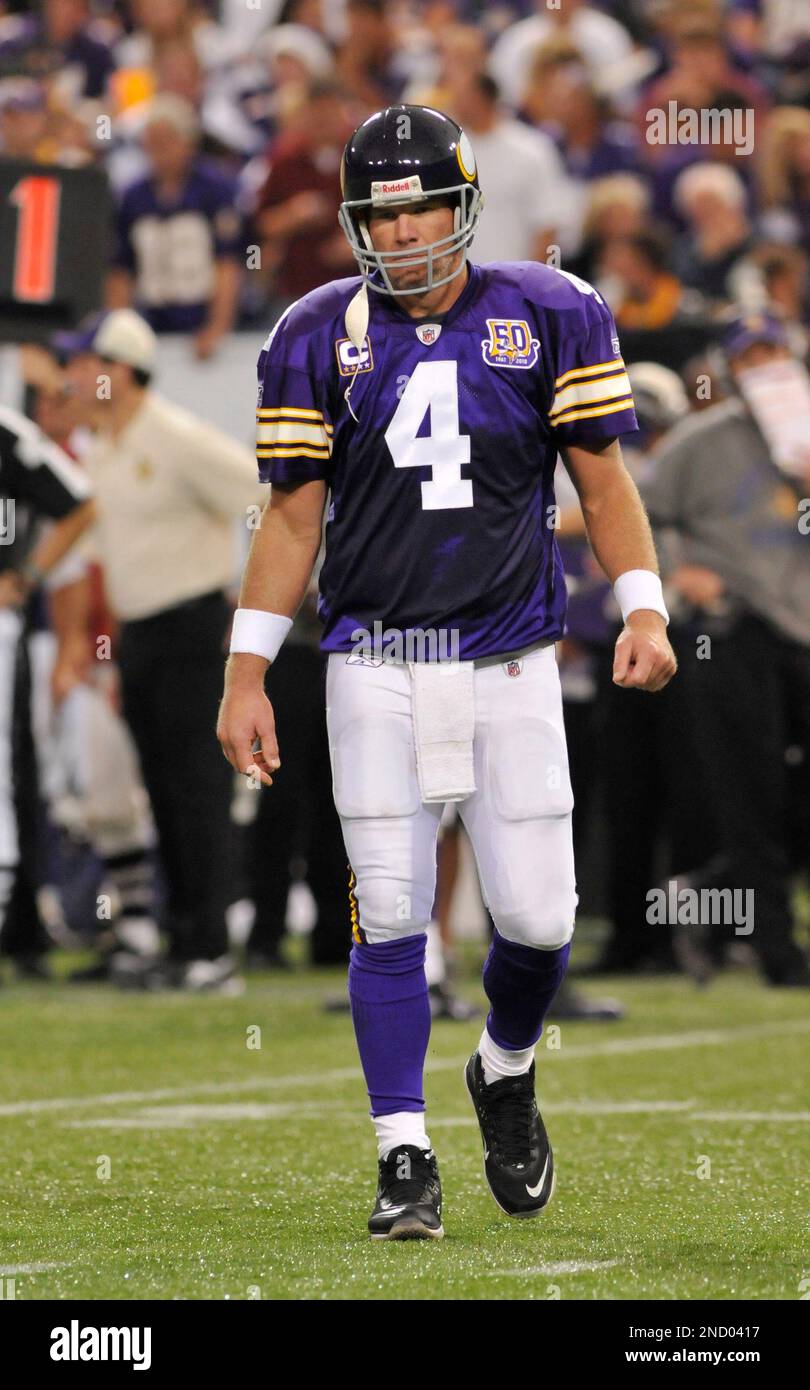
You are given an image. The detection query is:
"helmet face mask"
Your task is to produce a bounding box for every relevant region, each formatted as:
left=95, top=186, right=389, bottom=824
left=338, top=183, right=482, bottom=296
left=338, top=105, right=483, bottom=297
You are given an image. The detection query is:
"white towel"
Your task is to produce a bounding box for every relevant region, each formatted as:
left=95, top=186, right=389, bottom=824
left=408, top=660, right=476, bottom=802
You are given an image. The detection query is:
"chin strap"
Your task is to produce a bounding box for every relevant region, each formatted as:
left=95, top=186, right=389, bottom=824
left=343, top=282, right=369, bottom=422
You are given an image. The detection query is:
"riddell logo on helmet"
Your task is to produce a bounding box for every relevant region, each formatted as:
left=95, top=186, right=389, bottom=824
left=371, top=175, right=424, bottom=202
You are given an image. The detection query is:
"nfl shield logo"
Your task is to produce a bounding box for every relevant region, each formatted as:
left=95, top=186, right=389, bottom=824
left=505, top=659, right=522, bottom=678
left=416, top=323, right=441, bottom=345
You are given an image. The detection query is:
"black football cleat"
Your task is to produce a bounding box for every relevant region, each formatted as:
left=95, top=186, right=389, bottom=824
left=465, top=1051, right=555, bottom=1218
left=368, top=1145, right=444, bottom=1240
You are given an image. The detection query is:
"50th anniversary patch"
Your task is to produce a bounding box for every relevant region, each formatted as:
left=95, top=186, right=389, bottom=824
left=481, top=319, right=540, bottom=369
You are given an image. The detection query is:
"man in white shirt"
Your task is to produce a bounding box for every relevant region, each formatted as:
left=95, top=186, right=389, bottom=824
left=490, top=0, right=635, bottom=111
left=61, top=309, right=263, bottom=990
left=448, top=72, right=577, bottom=262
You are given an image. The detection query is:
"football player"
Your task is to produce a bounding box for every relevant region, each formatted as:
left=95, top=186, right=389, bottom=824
left=218, top=106, right=677, bottom=1239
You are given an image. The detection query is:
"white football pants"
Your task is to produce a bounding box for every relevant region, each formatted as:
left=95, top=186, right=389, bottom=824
left=325, top=643, right=578, bottom=949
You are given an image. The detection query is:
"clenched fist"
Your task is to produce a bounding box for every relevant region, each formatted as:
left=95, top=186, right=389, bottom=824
left=612, top=611, right=677, bottom=693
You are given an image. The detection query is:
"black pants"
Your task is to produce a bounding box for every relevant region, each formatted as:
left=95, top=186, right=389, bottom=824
left=567, top=634, right=719, bottom=968
left=248, top=644, right=349, bottom=965
left=679, top=612, right=810, bottom=981
left=2, top=628, right=49, bottom=959
left=117, top=591, right=234, bottom=962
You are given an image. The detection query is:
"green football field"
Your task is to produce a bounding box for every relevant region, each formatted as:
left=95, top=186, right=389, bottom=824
left=1, top=947, right=808, bottom=1302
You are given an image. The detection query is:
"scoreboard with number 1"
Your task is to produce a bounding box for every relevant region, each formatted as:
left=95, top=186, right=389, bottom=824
left=0, top=160, right=111, bottom=344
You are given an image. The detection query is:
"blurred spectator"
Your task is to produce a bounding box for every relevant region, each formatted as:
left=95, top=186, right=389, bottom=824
left=404, top=22, right=486, bottom=109
left=538, top=64, right=641, bottom=184
left=252, top=79, right=355, bottom=303
left=520, top=32, right=585, bottom=126
left=567, top=171, right=651, bottom=278
left=557, top=361, right=714, bottom=976
left=726, top=0, right=810, bottom=65
left=107, top=94, right=242, bottom=356
left=0, top=398, right=93, bottom=979
left=274, top=0, right=328, bottom=35
left=114, top=0, right=239, bottom=77
left=61, top=309, right=262, bottom=992
left=221, top=23, right=336, bottom=161
left=529, top=59, right=643, bottom=253
left=109, top=33, right=265, bottom=192
left=750, top=243, right=809, bottom=340
left=447, top=73, right=575, bottom=263
left=257, top=23, right=334, bottom=89
left=0, top=77, right=50, bottom=160
left=597, top=229, right=703, bottom=331
left=0, top=0, right=114, bottom=100
left=672, top=161, right=754, bottom=301
left=757, top=106, right=810, bottom=257
left=335, top=0, right=405, bottom=110
left=641, top=4, right=771, bottom=127
left=643, top=311, right=810, bottom=986
left=490, top=0, right=636, bottom=112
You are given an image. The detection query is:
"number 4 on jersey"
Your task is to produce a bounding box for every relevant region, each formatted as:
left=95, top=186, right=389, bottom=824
left=384, top=360, right=473, bottom=510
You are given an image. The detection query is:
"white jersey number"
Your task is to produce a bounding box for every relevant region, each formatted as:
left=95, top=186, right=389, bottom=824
left=553, top=267, right=605, bottom=307
left=384, top=361, right=473, bottom=510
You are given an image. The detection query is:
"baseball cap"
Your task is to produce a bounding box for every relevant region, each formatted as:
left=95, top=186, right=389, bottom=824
left=721, top=312, right=790, bottom=359
left=51, top=309, right=157, bottom=374
left=626, top=361, right=689, bottom=431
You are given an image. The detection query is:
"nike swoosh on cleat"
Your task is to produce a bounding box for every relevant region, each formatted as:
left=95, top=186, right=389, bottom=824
left=525, top=1154, right=550, bottom=1199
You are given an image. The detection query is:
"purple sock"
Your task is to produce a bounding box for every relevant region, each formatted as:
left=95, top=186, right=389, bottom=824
left=483, top=930, right=571, bottom=1050
left=348, top=934, right=431, bottom=1117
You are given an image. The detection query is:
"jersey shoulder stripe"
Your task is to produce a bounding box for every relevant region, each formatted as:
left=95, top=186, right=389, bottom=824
left=552, top=397, right=635, bottom=427
left=554, top=358, right=625, bottom=389
left=550, top=368, right=633, bottom=422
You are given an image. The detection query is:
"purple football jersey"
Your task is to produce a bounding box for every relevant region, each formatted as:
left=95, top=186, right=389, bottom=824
left=256, top=261, right=637, bottom=660
left=114, top=159, right=243, bottom=333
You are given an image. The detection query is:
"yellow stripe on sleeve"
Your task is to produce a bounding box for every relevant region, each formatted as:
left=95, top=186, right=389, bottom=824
left=256, top=446, right=331, bottom=460
left=553, top=357, right=625, bottom=390
left=550, top=371, right=633, bottom=421
left=256, top=420, right=332, bottom=449
left=257, top=406, right=333, bottom=433
left=551, top=397, right=635, bottom=427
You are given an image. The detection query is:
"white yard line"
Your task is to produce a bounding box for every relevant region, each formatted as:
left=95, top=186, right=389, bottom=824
left=66, top=1098, right=810, bottom=1129
left=2, top=1017, right=808, bottom=1118
left=64, top=1100, right=356, bottom=1129
left=0, top=1262, right=67, bottom=1274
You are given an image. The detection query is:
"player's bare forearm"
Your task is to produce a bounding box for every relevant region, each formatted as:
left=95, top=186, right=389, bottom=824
left=562, top=437, right=677, bottom=692
left=237, top=480, right=325, bottom=623
left=561, top=437, right=658, bottom=583
left=219, top=481, right=326, bottom=784
left=225, top=479, right=326, bottom=689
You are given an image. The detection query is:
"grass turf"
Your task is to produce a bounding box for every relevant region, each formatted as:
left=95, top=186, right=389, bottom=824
left=0, top=952, right=808, bottom=1301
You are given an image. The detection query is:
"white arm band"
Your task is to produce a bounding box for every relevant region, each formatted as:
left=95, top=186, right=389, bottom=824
left=229, top=608, right=293, bottom=663
left=613, top=569, right=669, bottom=625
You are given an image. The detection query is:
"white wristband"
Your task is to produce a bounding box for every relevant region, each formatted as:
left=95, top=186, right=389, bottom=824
left=229, top=608, right=293, bottom=663
left=613, top=570, right=669, bottom=625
